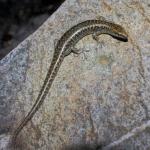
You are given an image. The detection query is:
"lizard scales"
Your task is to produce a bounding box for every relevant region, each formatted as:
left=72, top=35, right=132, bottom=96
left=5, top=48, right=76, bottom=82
left=12, top=18, right=128, bottom=145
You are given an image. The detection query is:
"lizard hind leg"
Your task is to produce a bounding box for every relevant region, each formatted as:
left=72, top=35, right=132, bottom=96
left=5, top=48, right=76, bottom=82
left=54, top=39, right=59, bottom=48
left=72, top=47, right=89, bottom=54
left=71, top=47, right=83, bottom=55
left=71, top=47, right=90, bottom=60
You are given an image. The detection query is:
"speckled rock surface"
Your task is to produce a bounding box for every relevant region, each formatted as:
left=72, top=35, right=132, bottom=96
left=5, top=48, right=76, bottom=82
left=0, top=0, right=150, bottom=149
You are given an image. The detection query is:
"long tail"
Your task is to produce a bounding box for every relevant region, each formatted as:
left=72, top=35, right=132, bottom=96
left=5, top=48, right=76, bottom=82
left=11, top=55, right=64, bottom=147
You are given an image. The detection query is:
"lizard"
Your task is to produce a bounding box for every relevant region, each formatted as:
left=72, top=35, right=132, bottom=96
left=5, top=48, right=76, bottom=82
left=11, top=17, right=128, bottom=147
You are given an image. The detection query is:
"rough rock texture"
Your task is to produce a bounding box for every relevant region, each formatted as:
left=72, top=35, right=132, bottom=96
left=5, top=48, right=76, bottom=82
left=0, top=0, right=150, bottom=149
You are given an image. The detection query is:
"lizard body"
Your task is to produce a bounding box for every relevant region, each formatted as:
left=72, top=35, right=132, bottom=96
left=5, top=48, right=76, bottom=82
left=12, top=18, right=128, bottom=146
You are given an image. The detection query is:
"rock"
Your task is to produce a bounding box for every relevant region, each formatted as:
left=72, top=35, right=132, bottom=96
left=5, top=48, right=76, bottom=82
left=0, top=0, right=150, bottom=149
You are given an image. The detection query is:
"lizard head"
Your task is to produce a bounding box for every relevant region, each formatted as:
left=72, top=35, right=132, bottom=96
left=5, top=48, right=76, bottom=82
left=108, top=22, right=128, bottom=42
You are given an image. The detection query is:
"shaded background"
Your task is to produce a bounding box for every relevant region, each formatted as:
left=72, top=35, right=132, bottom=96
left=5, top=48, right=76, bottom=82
left=0, top=0, right=64, bottom=59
